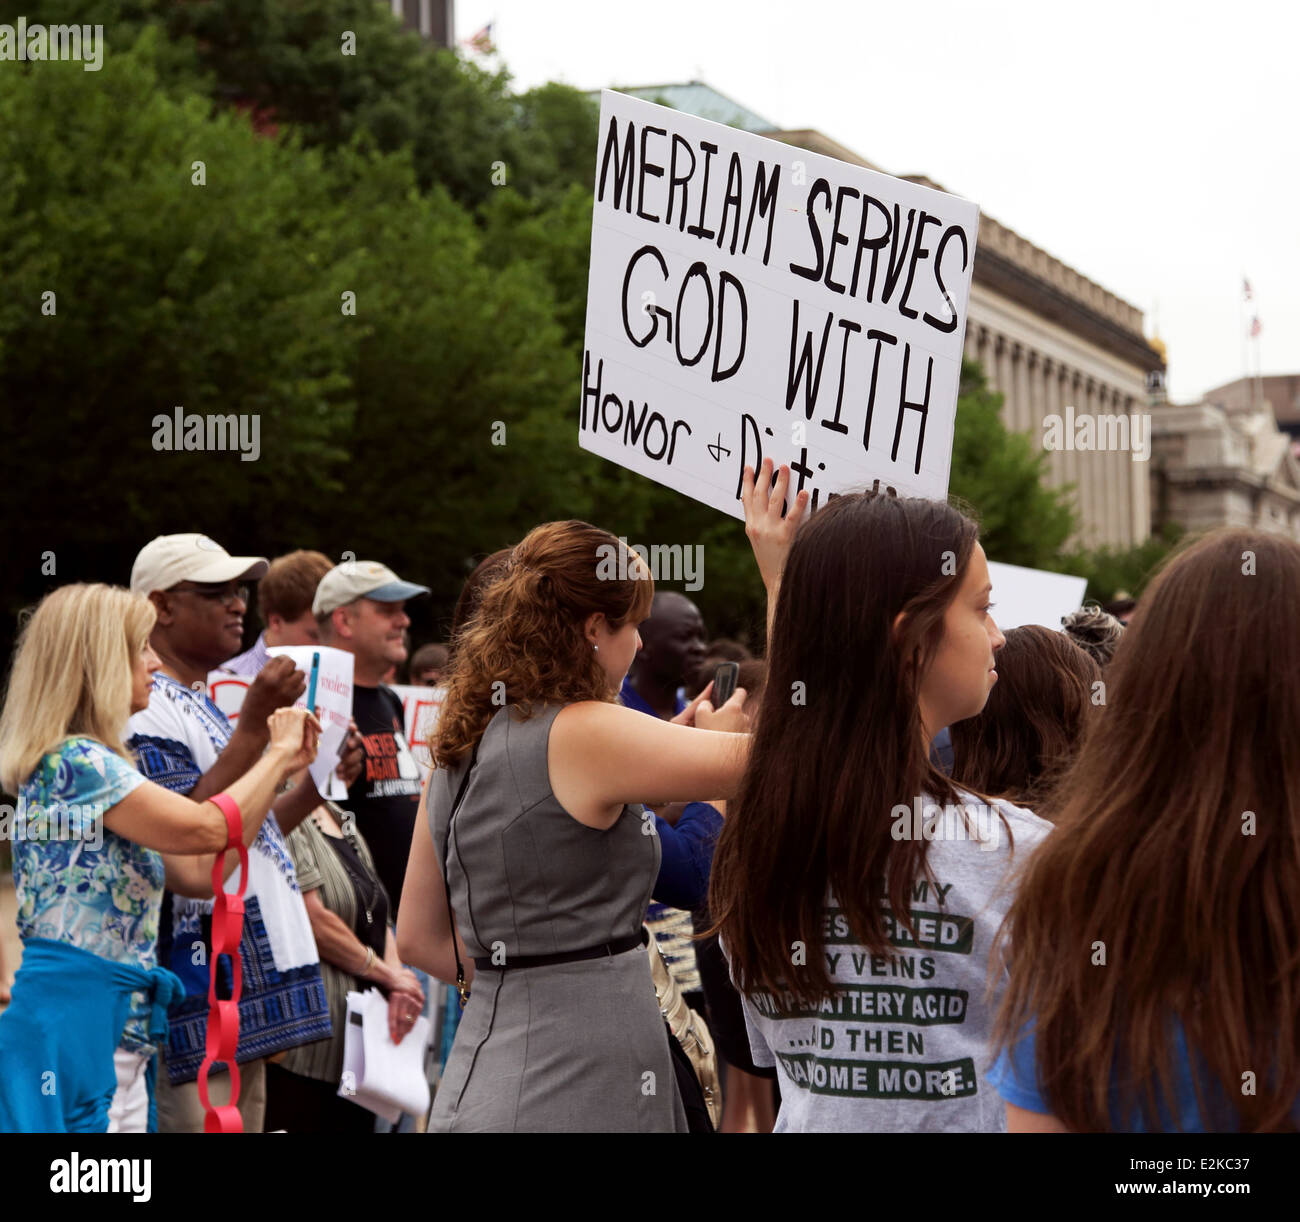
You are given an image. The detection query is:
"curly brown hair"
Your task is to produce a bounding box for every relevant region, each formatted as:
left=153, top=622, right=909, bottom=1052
left=432, top=521, right=654, bottom=767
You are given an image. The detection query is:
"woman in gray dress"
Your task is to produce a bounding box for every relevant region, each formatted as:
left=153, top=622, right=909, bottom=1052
left=397, top=521, right=751, bottom=1132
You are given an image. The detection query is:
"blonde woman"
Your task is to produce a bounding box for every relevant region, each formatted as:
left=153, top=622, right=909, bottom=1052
left=0, top=584, right=319, bottom=1133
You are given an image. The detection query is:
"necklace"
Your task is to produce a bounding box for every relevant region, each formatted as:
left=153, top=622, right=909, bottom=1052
left=315, top=808, right=380, bottom=929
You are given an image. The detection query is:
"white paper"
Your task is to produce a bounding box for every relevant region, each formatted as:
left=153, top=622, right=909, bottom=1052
left=986, top=561, right=1088, bottom=632
left=265, top=645, right=355, bottom=800
left=581, top=91, right=980, bottom=518
left=338, top=988, right=431, bottom=1122
left=388, top=684, right=446, bottom=776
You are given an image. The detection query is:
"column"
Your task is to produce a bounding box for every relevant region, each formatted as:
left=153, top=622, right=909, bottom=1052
left=1096, top=386, right=1118, bottom=548
left=990, top=334, right=1007, bottom=422
left=1042, top=358, right=1064, bottom=490
left=1026, top=351, right=1043, bottom=441
left=1129, top=392, right=1151, bottom=544
left=1014, top=342, right=1032, bottom=436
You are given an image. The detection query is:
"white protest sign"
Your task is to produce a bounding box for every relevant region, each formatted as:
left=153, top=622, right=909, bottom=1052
left=986, top=561, right=1088, bottom=632
left=265, top=646, right=354, bottom=800
left=581, top=90, right=980, bottom=518
left=388, top=684, right=446, bottom=775
left=208, top=672, right=252, bottom=724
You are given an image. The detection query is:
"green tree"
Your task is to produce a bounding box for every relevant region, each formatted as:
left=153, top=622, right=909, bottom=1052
left=0, top=31, right=355, bottom=602
left=1063, top=522, right=1185, bottom=604
left=949, top=359, right=1077, bottom=568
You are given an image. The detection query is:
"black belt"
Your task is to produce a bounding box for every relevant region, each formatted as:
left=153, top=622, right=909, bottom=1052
left=472, top=933, right=644, bottom=972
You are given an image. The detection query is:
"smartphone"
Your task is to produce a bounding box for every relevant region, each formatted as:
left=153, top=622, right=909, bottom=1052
left=713, top=661, right=740, bottom=706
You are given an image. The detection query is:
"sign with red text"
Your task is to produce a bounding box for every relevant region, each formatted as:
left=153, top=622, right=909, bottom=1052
left=581, top=91, right=980, bottom=517
left=389, top=684, right=445, bottom=774
left=208, top=675, right=446, bottom=783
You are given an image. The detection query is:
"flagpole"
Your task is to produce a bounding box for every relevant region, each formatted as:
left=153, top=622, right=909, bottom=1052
left=1240, top=274, right=1248, bottom=388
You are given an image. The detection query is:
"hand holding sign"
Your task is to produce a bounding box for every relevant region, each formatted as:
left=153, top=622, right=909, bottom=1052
left=241, top=655, right=307, bottom=734
left=266, top=645, right=355, bottom=800
left=741, top=457, right=810, bottom=592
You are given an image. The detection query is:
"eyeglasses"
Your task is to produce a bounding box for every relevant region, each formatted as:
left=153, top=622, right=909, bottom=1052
left=169, top=583, right=250, bottom=610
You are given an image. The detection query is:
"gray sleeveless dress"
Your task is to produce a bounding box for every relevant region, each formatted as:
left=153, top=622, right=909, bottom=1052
left=426, top=703, right=687, bottom=1132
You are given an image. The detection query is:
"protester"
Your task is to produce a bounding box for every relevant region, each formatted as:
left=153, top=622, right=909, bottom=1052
left=1061, top=603, right=1125, bottom=668
left=314, top=560, right=431, bottom=1131
left=0, top=583, right=319, bottom=1133
left=949, top=625, right=1101, bottom=812
left=990, top=529, right=1300, bottom=1132
left=124, top=534, right=336, bottom=1132
left=313, top=561, right=429, bottom=918
left=221, top=549, right=333, bottom=676
left=409, top=644, right=449, bottom=687
left=266, top=801, right=425, bottom=1133
left=710, top=460, right=1051, bottom=1132
left=623, top=592, right=710, bottom=1012
left=397, top=521, right=749, bottom=1132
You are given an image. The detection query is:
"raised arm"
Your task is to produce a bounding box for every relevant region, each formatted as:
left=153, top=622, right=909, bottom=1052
left=107, top=707, right=320, bottom=894
left=548, top=700, right=750, bottom=831
left=741, top=458, right=809, bottom=646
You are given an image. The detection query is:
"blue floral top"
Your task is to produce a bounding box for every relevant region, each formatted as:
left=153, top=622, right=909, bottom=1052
left=13, top=736, right=163, bottom=1053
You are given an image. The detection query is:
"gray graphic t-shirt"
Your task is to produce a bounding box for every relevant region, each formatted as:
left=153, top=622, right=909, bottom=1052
left=738, top=793, right=1050, bottom=1132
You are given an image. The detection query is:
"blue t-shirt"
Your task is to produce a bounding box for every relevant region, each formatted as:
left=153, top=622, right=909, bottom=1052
left=14, top=736, right=163, bottom=1053
left=989, top=1020, right=1289, bottom=1132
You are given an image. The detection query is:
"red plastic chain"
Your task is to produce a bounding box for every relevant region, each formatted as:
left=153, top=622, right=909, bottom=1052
left=197, top=794, right=248, bottom=1133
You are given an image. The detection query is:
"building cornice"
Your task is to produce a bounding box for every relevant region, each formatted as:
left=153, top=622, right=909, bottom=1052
left=975, top=245, right=1165, bottom=375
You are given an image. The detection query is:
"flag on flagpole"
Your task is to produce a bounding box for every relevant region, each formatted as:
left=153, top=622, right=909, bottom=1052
left=462, top=22, right=495, bottom=54
left=1250, top=315, right=1262, bottom=338
left=1242, top=277, right=1253, bottom=301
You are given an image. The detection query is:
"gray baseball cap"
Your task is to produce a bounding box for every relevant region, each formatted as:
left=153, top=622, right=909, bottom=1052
left=312, top=561, right=430, bottom=617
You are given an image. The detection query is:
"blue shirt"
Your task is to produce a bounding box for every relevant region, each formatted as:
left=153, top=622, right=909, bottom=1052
left=13, top=737, right=163, bottom=1053
left=0, top=939, right=183, bottom=1132
left=988, top=1020, right=1289, bottom=1132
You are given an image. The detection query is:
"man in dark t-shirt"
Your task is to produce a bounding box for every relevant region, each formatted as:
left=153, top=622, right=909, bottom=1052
left=313, top=560, right=429, bottom=915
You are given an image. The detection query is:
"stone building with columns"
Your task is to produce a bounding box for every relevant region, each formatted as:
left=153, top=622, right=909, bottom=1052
left=956, top=211, right=1164, bottom=550
left=1149, top=390, right=1300, bottom=544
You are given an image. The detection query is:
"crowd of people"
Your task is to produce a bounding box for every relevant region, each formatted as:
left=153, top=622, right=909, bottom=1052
left=0, top=456, right=1296, bottom=1133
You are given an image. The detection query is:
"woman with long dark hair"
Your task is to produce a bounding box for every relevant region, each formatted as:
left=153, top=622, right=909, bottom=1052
left=710, top=461, right=1051, bottom=1132
left=396, top=520, right=749, bottom=1131
left=990, top=529, right=1300, bottom=1131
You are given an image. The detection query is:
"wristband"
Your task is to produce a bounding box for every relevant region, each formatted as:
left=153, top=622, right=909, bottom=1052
left=198, top=792, right=249, bottom=1133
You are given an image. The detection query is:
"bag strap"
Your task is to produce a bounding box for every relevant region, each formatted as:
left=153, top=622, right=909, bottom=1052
left=441, top=739, right=479, bottom=1008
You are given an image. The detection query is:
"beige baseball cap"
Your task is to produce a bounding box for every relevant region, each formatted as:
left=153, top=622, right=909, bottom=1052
left=312, top=561, right=430, bottom=618
left=130, top=533, right=269, bottom=596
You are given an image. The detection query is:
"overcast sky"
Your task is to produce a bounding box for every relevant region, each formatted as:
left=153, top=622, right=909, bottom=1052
left=455, top=0, right=1296, bottom=403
